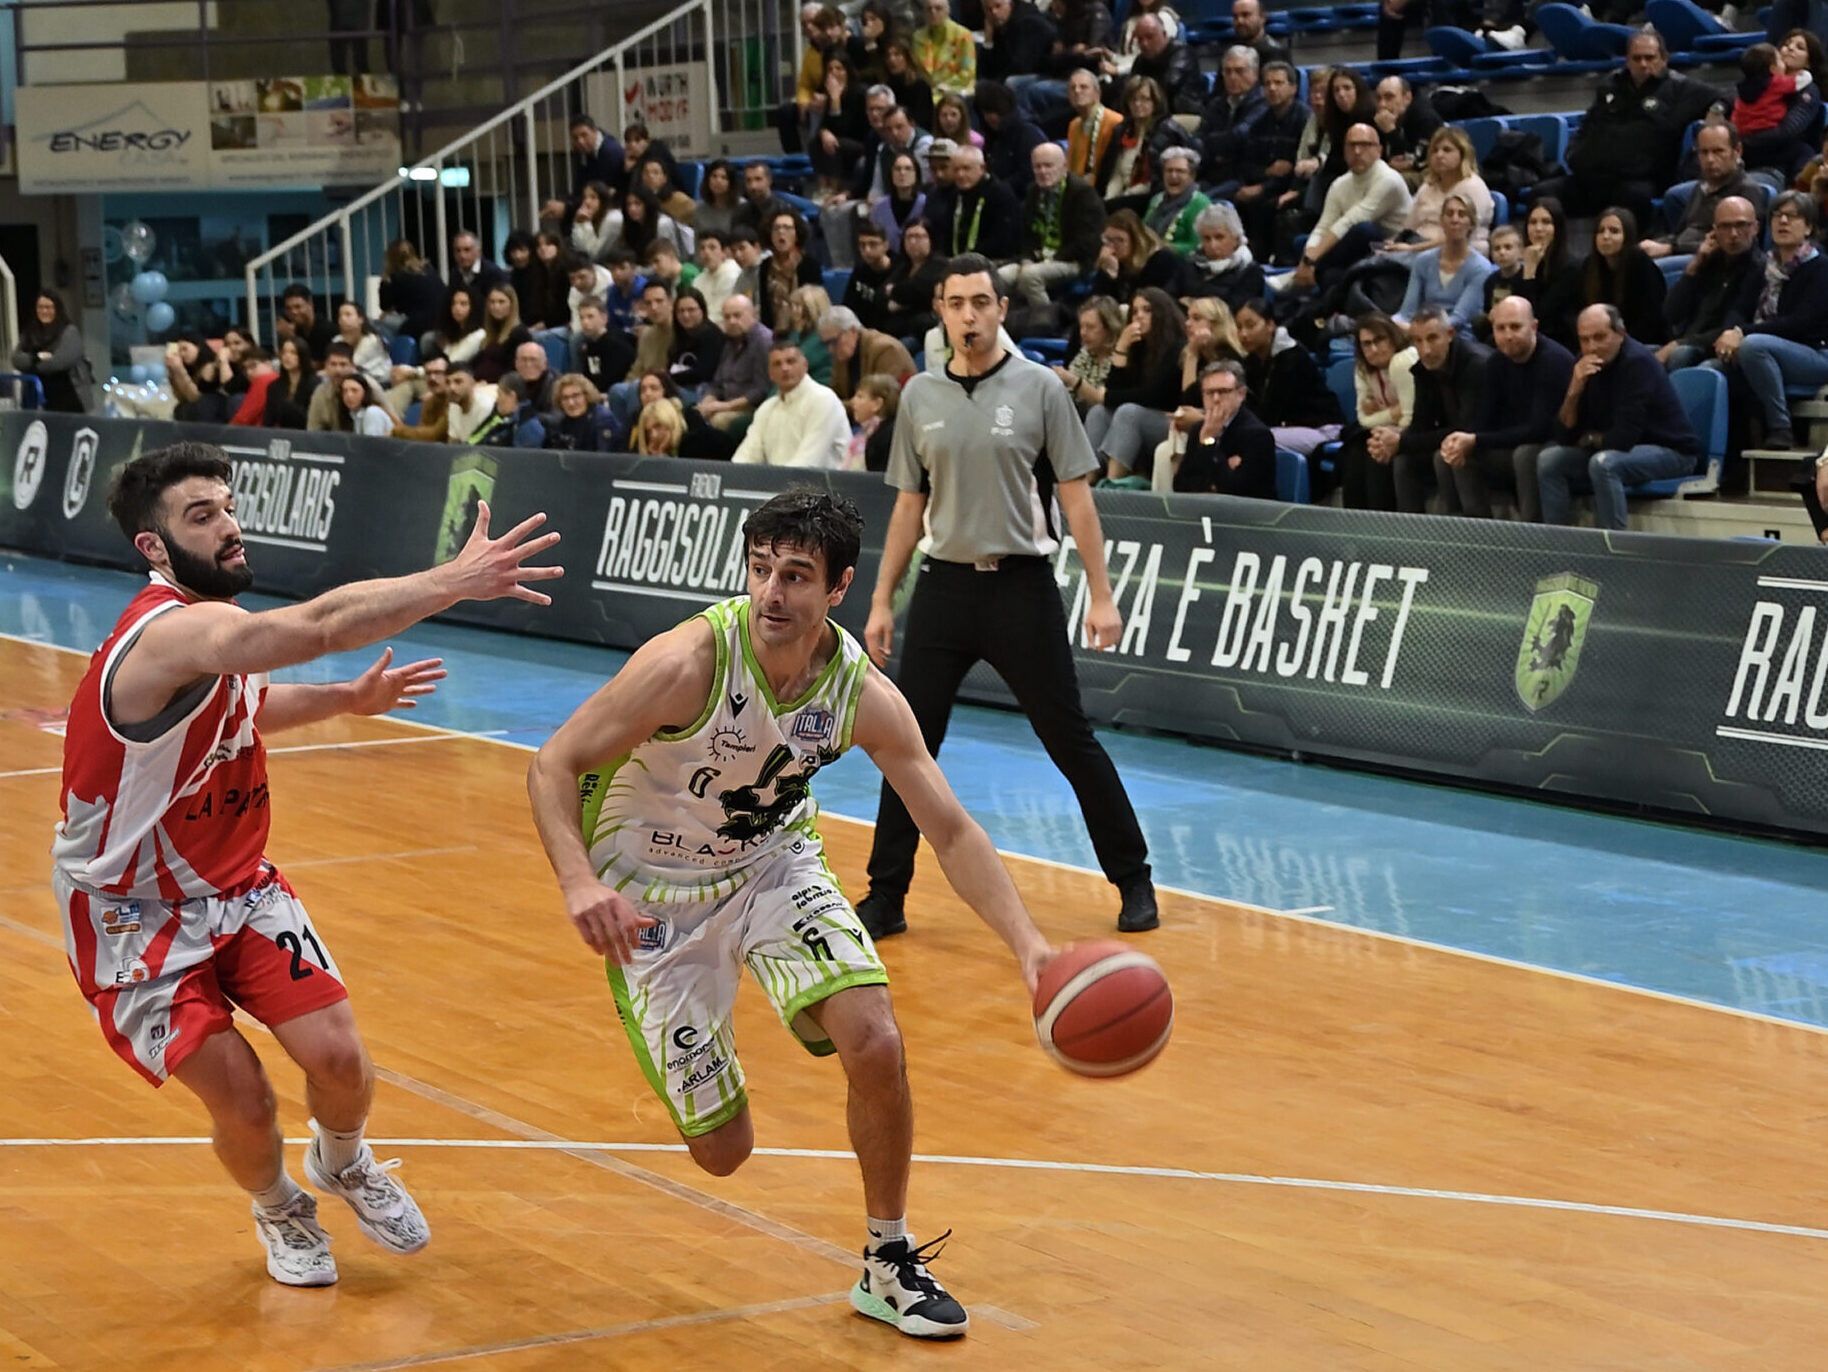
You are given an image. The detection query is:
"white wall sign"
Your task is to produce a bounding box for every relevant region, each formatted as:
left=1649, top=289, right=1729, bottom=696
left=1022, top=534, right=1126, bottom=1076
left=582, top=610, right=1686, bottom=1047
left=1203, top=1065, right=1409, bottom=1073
left=585, top=63, right=714, bottom=158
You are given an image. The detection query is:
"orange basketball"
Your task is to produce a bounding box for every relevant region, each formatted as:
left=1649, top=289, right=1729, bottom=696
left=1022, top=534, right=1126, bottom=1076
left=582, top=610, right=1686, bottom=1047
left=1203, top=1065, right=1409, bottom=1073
left=1032, top=940, right=1173, bottom=1078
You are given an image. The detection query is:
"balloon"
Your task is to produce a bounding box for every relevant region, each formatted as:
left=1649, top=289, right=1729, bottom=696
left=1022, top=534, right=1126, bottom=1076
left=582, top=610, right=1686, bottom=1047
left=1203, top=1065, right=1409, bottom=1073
left=110, top=282, right=139, bottom=320
left=101, top=225, right=124, bottom=265
left=121, top=221, right=156, bottom=265
left=126, top=364, right=146, bottom=383
left=129, top=271, right=168, bottom=305
left=145, top=301, right=176, bottom=333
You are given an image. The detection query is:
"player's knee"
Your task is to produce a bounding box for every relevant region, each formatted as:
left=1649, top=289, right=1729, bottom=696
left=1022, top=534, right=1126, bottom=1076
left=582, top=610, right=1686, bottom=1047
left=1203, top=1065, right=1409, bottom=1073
left=298, top=1035, right=371, bottom=1096
left=686, top=1118, right=753, bottom=1176
left=840, top=1013, right=906, bottom=1085
left=211, top=1068, right=278, bottom=1136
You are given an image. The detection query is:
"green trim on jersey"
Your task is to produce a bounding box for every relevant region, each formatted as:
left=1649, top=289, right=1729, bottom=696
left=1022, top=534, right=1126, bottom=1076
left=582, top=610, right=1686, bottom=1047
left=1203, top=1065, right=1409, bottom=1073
left=606, top=960, right=748, bottom=1137
left=655, top=600, right=733, bottom=743
left=779, top=968, right=892, bottom=1057
left=734, top=599, right=853, bottom=717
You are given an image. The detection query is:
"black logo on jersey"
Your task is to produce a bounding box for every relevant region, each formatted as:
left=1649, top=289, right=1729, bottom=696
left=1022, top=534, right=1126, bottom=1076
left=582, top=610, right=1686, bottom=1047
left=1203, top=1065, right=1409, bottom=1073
left=717, top=742, right=839, bottom=843
left=708, top=725, right=755, bottom=762
left=672, top=1025, right=699, bottom=1050
left=729, top=691, right=748, bottom=716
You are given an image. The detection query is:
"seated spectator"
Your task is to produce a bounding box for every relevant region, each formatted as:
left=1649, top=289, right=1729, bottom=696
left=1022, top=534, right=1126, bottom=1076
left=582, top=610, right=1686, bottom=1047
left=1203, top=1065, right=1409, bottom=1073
left=1545, top=207, right=1668, bottom=347
left=621, top=184, right=694, bottom=262
left=565, top=256, right=614, bottom=333
left=636, top=157, right=698, bottom=226
left=808, top=53, right=871, bottom=192
left=1082, top=285, right=1186, bottom=479
left=1234, top=297, right=1343, bottom=458
left=695, top=159, right=741, bottom=241
left=443, top=365, right=498, bottom=443
left=913, top=0, right=977, bottom=100
left=1732, top=43, right=1810, bottom=140
left=1442, top=296, right=1573, bottom=521
left=262, top=338, right=317, bottom=430
left=573, top=296, right=635, bottom=394
left=1122, top=13, right=1201, bottom=116
left=1706, top=189, right=1828, bottom=449
left=698, top=293, right=774, bottom=431
left=543, top=373, right=616, bottom=451
left=166, top=333, right=232, bottom=423
left=694, top=231, right=741, bottom=320
left=624, top=280, right=679, bottom=402
left=472, top=285, right=534, bottom=384
left=393, top=355, right=451, bottom=441
left=228, top=347, right=279, bottom=427
left=1476, top=225, right=1527, bottom=340
left=1141, top=296, right=1248, bottom=481
left=783, top=284, right=837, bottom=385
left=1643, top=123, right=1767, bottom=261
left=1280, top=122, right=1411, bottom=296
left=846, top=220, right=908, bottom=333
left=844, top=372, right=901, bottom=471
left=603, top=247, right=648, bottom=334
left=977, top=79, right=1048, bottom=195
left=1394, top=195, right=1492, bottom=335
left=333, top=301, right=391, bottom=389
left=980, top=0, right=1056, bottom=88
left=1748, top=30, right=1827, bottom=182
left=999, top=141, right=1105, bottom=308
left=471, top=371, right=547, bottom=448
left=1092, top=209, right=1184, bottom=303
left=885, top=217, right=947, bottom=342
left=448, top=229, right=509, bottom=299
left=378, top=238, right=444, bottom=346
left=1142, top=147, right=1208, bottom=256
left=1198, top=46, right=1267, bottom=190
left=669, top=287, right=725, bottom=395
left=306, top=342, right=358, bottom=430
left=622, top=122, right=681, bottom=195
left=1053, top=294, right=1123, bottom=412
left=642, top=239, right=699, bottom=302
left=733, top=338, right=851, bottom=467
left=635, top=396, right=689, bottom=455
left=572, top=181, right=621, bottom=260
left=1183, top=203, right=1267, bottom=309
left=513, top=338, right=558, bottom=412
left=1101, top=0, right=1179, bottom=86
left=1518, top=198, right=1574, bottom=335
left=927, top=144, right=1022, bottom=259
left=733, top=161, right=793, bottom=238
left=1063, top=67, right=1122, bottom=181
left=1338, top=313, right=1417, bottom=511
left=1024, top=0, right=1115, bottom=136
left=1372, top=76, right=1443, bottom=185
left=1540, top=303, right=1701, bottom=528
left=1384, top=126, right=1493, bottom=258
left=1311, top=68, right=1377, bottom=211
left=330, top=373, right=394, bottom=437
left=1389, top=306, right=1492, bottom=512
left=275, top=283, right=336, bottom=363
left=1095, top=75, right=1194, bottom=214
left=761, top=210, right=825, bottom=333
left=568, top=113, right=624, bottom=207
left=1230, top=60, right=1307, bottom=252
left=1660, top=196, right=1764, bottom=373
left=215, top=326, right=257, bottom=400
left=729, top=225, right=765, bottom=303
left=1230, top=0, right=1288, bottom=67
left=882, top=37, right=936, bottom=129
left=1169, top=359, right=1277, bottom=498
left=856, top=0, right=896, bottom=81
left=819, top=305, right=916, bottom=402
left=527, top=231, right=576, bottom=330
left=867, top=149, right=928, bottom=255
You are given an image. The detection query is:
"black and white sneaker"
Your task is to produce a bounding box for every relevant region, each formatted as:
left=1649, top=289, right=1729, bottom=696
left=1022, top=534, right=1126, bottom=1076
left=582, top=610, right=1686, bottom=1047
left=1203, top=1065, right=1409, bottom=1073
left=850, top=1231, right=970, bottom=1339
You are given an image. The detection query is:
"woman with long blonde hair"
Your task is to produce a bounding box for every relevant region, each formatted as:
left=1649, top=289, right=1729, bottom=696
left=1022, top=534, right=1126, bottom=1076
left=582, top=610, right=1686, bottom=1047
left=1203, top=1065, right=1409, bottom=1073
left=1385, top=126, right=1496, bottom=255
left=634, top=397, right=687, bottom=455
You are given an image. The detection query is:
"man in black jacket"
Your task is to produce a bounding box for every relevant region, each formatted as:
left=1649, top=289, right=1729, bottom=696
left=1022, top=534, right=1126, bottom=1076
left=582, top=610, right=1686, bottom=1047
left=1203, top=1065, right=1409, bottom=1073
left=1442, top=296, right=1575, bottom=520
left=1372, top=76, right=1443, bottom=184
left=999, top=142, right=1105, bottom=305
left=1539, top=304, right=1701, bottom=528
left=981, top=0, right=1057, bottom=85
left=845, top=222, right=907, bottom=335
left=1230, top=61, right=1307, bottom=252
left=1642, top=123, right=1766, bottom=261
left=1124, top=15, right=1203, bottom=115
left=1660, top=196, right=1764, bottom=373
left=1533, top=30, right=1723, bottom=228
left=1384, top=306, right=1491, bottom=512
left=976, top=80, right=1049, bottom=196
left=1175, top=359, right=1279, bottom=498
left=926, top=146, right=1022, bottom=260
left=567, top=116, right=625, bottom=207
left=1229, top=0, right=1289, bottom=66
left=1198, top=46, right=1267, bottom=190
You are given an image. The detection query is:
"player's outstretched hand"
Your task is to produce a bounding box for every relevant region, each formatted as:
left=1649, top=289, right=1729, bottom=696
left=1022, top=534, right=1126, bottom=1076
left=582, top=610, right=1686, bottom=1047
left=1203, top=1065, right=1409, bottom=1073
left=347, top=647, right=447, bottom=715
left=447, top=500, right=565, bottom=605
left=565, top=880, right=659, bottom=963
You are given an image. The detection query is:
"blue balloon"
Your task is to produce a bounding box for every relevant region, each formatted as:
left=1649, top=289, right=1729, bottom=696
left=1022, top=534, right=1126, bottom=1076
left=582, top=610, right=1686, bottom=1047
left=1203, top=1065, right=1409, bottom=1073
left=130, top=270, right=169, bottom=305
left=127, top=363, right=150, bottom=383
left=145, top=301, right=176, bottom=333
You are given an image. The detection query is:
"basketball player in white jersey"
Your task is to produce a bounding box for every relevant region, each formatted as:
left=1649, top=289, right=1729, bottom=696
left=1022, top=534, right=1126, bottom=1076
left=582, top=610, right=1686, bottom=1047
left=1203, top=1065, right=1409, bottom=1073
left=526, top=489, right=1056, bottom=1341
left=54, top=441, right=562, bottom=1286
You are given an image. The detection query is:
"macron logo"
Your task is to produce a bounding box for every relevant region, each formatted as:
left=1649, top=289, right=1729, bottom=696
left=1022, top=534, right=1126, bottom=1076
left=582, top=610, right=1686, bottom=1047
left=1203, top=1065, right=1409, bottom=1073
left=921, top=421, right=945, bottom=432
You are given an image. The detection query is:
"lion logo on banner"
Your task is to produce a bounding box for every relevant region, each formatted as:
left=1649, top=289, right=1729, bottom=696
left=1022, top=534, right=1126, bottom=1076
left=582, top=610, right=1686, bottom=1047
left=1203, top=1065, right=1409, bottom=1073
left=1516, top=572, right=1600, bottom=711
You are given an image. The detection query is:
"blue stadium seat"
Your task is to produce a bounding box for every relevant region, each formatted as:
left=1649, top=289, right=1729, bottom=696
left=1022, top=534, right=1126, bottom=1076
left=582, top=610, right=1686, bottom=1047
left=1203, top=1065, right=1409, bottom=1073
left=675, top=162, right=703, bottom=197
left=387, top=333, right=419, bottom=366
left=1579, top=22, right=1638, bottom=59
left=1534, top=3, right=1619, bottom=70
left=1426, top=26, right=1492, bottom=65
left=1491, top=190, right=1510, bottom=227
left=1275, top=447, right=1311, bottom=503
left=823, top=268, right=851, bottom=300
left=1462, top=117, right=1503, bottom=163
left=1644, top=0, right=1723, bottom=52
left=1026, top=337, right=1069, bottom=362
left=0, top=373, right=46, bottom=409
left=537, top=331, right=569, bottom=374
left=404, top=400, right=422, bottom=426
left=1629, top=367, right=1726, bottom=499
left=1503, top=114, right=1569, bottom=168
left=1656, top=254, right=1693, bottom=285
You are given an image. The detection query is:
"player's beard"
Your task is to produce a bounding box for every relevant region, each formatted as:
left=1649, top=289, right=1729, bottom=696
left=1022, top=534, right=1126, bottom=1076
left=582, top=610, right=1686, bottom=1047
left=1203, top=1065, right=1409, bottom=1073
left=159, top=525, right=255, bottom=599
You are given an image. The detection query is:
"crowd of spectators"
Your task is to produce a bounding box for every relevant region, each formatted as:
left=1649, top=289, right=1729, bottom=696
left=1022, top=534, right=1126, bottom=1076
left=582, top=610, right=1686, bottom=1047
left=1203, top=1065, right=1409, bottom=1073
left=169, top=3, right=1828, bottom=530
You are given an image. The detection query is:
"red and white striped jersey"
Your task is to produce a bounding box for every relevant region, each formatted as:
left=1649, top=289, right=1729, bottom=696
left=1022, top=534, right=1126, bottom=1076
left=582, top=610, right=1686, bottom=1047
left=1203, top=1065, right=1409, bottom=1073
left=52, top=574, right=271, bottom=900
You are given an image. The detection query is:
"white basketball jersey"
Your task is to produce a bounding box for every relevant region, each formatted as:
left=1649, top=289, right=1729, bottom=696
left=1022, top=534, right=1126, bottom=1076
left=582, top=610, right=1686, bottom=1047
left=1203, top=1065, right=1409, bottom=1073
left=579, top=597, right=871, bottom=903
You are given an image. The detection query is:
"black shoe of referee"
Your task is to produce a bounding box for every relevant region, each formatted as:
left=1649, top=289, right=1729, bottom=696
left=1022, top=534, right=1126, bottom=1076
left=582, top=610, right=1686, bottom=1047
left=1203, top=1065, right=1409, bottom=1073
left=857, top=892, right=908, bottom=940
left=1117, top=882, right=1160, bottom=933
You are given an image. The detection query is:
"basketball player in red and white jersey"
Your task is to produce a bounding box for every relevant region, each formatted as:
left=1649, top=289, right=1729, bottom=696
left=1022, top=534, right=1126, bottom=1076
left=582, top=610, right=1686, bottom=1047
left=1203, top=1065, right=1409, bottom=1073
left=52, top=441, right=562, bottom=1287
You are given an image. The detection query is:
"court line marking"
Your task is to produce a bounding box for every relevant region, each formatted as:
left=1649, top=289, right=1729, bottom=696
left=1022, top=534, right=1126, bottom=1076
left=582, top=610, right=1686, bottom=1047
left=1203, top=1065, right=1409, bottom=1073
left=0, top=731, right=510, bottom=780
left=0, top=912, right=62, bottom=952
left=5, top=628, right=1825, bottom=1038
left=6, top=1134, right=1828, bottom=1245
left=302, top=1293, right=853, bottom=1372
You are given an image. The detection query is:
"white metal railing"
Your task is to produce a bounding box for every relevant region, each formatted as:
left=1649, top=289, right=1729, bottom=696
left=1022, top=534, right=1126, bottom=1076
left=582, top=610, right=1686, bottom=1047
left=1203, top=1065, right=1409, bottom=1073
left=0, top=255, right=18, bottom=368
left=243, top=0, right=799, bottom=344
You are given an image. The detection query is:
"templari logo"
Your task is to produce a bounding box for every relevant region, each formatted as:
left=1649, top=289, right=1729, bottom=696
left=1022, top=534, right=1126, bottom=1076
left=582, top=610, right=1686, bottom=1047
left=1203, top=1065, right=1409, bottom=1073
left=1515, top=572, right=1600, bottom=711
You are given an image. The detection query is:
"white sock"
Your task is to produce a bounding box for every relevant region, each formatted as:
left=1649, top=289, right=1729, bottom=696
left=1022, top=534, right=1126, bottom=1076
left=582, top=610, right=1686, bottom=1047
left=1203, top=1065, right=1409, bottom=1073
left=317, top=1122, right=367, bottom=1174
left=250, top=1170, right=305, bottom=1213
left=867, top=1216, right=908, bottom=1250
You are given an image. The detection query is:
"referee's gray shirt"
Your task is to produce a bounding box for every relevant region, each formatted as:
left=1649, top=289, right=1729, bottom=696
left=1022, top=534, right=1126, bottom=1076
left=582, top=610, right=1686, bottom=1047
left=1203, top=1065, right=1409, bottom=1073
left=886, top=351, right=1100, bottom=562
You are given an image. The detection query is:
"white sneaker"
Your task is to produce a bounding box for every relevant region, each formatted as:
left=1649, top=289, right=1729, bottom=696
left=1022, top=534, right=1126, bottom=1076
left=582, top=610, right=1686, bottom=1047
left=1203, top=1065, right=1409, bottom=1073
left=304, top=1121, right=430, bottom=1255
left=1489, top=24, right=1526, bottom=49
left=1720, top=4, right=1741, bottom=28
left=253, top=1191, right=337, bottom=1287
left=850, top=1232, right=970, bottom=1339
left=1266, top=271, right=1296, bottom=293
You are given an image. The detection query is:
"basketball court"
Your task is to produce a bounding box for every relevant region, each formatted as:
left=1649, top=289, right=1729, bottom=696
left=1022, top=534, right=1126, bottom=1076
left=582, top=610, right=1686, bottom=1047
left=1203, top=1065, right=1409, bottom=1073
left=5, top=553, right=1828, bottom=1370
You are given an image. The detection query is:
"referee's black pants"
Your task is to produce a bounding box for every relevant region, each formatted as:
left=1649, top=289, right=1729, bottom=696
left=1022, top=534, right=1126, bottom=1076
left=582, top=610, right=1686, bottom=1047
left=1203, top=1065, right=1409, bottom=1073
left=866, top=556, right=1152, bottom=900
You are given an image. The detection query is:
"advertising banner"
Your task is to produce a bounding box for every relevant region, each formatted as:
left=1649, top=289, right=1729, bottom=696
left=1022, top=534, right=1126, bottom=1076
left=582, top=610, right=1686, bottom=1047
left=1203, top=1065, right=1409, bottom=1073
left=16, top=76, right=402, bottom=193
left=5, top=412, right=1828, bottom=841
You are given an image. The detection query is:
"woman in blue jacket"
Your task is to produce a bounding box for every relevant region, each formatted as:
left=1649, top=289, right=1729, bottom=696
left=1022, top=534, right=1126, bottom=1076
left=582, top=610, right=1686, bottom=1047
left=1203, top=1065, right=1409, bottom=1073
left=1394, top=195, right=1492, bottom=336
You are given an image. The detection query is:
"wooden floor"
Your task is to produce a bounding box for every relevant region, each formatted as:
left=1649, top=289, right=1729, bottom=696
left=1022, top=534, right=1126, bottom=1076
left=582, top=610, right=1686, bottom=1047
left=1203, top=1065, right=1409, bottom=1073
left=4, top=637, right=1828, bottom=1370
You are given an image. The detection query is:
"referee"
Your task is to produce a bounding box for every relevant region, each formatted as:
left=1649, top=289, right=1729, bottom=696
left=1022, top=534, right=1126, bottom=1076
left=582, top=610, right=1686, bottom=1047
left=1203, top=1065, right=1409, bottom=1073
left=857, top=252, right=1158, bottom=939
